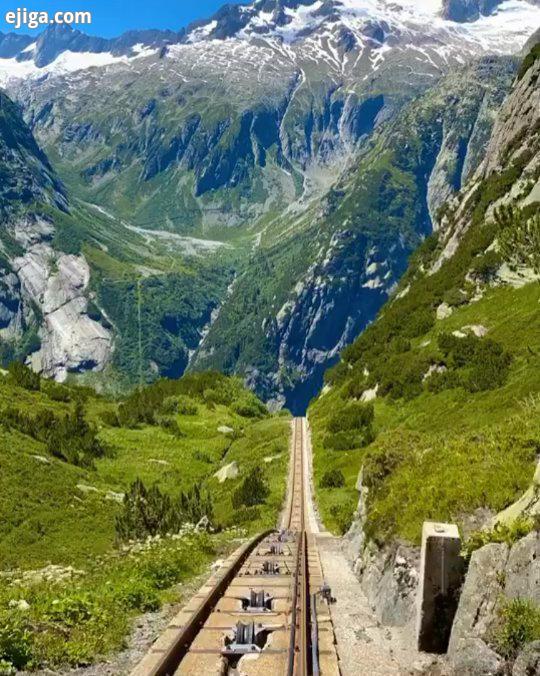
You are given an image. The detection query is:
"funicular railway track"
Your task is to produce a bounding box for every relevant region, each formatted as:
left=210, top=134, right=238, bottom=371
left=131, top=418, right=340, bottom=676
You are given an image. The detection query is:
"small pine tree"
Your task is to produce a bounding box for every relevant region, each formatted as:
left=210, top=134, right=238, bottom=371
left=497, top=205, right=540, bottom=275
left=320, top=469, right=345, bottom=488
left=232, top=467, right=270, bottom=509
left=46, top=402, right=108, bottom=466
left=8, top=361, right=40, bottom=391
left=116, top=479, right=214, bottom=541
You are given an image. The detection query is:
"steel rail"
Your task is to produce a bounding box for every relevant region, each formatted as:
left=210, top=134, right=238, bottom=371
left=140, top=529, right=272, bottom=676
left=287, top=532, right=303, bottom=676
left=299, top=530, right=309, bottom=675
left=311, top=591, right=320, bottom=676
left=286, top=418, right=310, bottom=676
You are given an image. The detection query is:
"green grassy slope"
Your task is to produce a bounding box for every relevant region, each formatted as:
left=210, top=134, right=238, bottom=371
left=0, top=371, right=290, bottom=671
left=0, top=373, right=290, bottom=568
left=310, top=280, right=540, bottom=540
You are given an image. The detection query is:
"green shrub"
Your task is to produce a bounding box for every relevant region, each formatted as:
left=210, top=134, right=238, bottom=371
left=47, top=402, right=110, bottom=466
left=470, top=250, right=502, bottom=281
left=436, top=333, right=512, bottom=393
left=425, top=369, right=462, bottom=393
left=363, top=445, right=407, bottom=490
left=472, top=158, right=532, bottom=227
left=462, top=518, right=534, bottom=562
left=324, top=429, right=374, bottom=451
left=0, top=659, right=16, bottom=675
left=203, top=388, right=228, bottom=406
left=492, top=598, right=540, bottom=659
left=327, top=402, right=374, bottom=433
left=329, top=503, right=354, bottom=535
left=115, top=374, right=266, bottom=425
left=401, top=307, right=435, bottom=338
left=325, top=360, right=349, bottom=385
left=45, top=593, right=99, bottom=627
left=410, top=231, right=440, bottom=264
left=0, top=612, right=31, bottom=670
left=517, top=42, right=540, bottom=80
left=115, top=479, right=214, bottom=541
left=443, top=287, right=468, bottom=307
left=99, top=409, right=120, bottom=427
left=497, top=205, right=540, bottom=275
left=320, top=469, right=345, bottom=488
left=345, top=376, right=369, bottom=400
left=155, top=414, right=185, bottom=438
left=465, top=340, right=512, bottom=392
left=0, top=402, right=109, bottom=467
left=232, top=467, right=270, bottom=509
left=113, top=580, right=160, bottom=612
left=378, top=353, right=430, bottom=400
left=161, top=396, right=179, bottom=414
left=224, top=505, right=261, bottom=526
left=438, top=333, right=479, bottom=367
left=7, top=362, right=40, bottom=391
left=232, top=399, right=266, bottom=418
left=161, top=395, right=200, bottom=416
left=141, top=556, right=185, bottom=591
left=43, top=382, right=72, bottom=402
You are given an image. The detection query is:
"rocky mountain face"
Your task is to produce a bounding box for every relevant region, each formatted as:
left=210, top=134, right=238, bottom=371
left=4, top=0, right=536, bottom=228
left=441, top=0, right=503, bottom=22
left=190, top=56, right=517, bottom=411
left=0, top=24, right=179, bottom=67
left=433, top=42, right=540, bottom=275
left=0, top=91, right=113, bottom=379
left=0, top=0, right=537, bottom=402
left=0, top=92, right=62, bottom=211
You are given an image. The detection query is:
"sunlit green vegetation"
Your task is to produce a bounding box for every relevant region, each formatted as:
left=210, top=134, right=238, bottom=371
left=310, top=136, right=540, bottom=538
left=492, top=598, right=540, bottom=659
left=0, top=529, right=232, bottom=672
left=0, top=370, right=290, bottom=671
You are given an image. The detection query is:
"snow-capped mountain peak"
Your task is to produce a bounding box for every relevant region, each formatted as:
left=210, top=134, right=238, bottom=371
left=0, top=0, right=537, bottom=88
left=0, top=22, right=177, bottom=84
left=184, top=0, right=538, bottom=43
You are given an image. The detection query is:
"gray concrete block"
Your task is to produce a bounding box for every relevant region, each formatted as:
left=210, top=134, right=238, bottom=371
left=416, top=521, right=465, bottom=653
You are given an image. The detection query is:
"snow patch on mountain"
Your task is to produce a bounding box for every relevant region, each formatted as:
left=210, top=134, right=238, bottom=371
left=0, top=0, right=537, bottom=88
left=186, top=20, right=218, bottom=43
left=193, top=0, right=538, bottom=48
left=21, top=42, right=36, bottom=54
left=0, top=43, right=157, bottom=87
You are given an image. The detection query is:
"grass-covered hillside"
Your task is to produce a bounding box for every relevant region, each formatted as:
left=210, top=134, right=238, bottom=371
left=310, top=279, right=540, bottom=541
left=0, top=368, right=290, bottom=672
left=309, top=43, right=540, bottom=545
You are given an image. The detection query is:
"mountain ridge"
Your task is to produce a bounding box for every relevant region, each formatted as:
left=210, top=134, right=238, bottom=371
left=0, top=0, right=537, bottom=82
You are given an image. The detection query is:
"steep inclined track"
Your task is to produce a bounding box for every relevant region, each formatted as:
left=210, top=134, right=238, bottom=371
left=131, top=417, right=340, bottom=676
